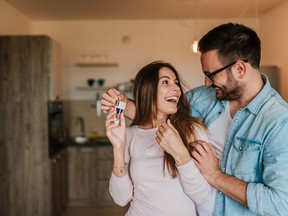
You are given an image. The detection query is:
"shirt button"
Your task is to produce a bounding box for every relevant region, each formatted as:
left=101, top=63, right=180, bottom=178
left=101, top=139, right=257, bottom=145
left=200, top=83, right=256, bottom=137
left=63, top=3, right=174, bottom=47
left=235, top=119, right=238, bottom=123
left=226, top=142, right=230, bottom=146
left=239, top=146, right=243, bottom=151
left=222, top=167, right=226, bottom=172
left=219, top=191, right=223, bottom=195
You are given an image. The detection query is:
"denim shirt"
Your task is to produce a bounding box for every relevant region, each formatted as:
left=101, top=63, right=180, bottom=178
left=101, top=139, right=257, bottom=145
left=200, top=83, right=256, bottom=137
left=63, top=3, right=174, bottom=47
left=186, top=75, right=288, bottom=216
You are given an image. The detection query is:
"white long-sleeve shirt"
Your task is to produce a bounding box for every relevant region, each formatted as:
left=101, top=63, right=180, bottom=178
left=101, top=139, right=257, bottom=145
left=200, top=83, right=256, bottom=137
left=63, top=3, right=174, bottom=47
left=109, top=126, right=212, bottom=216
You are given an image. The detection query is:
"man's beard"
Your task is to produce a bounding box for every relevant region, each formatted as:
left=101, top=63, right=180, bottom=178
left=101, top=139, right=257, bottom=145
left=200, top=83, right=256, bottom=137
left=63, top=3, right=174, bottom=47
left=213, top=73, right=244, bottom=100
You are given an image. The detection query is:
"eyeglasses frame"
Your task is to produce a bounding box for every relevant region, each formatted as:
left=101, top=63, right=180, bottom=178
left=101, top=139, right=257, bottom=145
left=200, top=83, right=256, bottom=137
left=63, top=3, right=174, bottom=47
left=204, top=59, right=248, bottom=82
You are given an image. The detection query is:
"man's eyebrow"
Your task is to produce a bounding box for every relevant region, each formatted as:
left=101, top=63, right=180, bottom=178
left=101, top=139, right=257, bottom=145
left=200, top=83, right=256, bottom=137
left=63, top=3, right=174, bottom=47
left=202, top=69, right=210, bottom=73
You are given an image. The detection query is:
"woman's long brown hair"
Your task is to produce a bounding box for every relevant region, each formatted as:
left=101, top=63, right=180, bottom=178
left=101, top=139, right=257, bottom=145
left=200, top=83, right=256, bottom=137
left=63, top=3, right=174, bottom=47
left=131, top=60, right=205, bottom=178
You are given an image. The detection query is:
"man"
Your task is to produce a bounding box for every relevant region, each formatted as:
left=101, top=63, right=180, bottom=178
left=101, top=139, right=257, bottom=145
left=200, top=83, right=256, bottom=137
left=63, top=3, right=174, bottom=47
left=101, top=23, right=288, bottom=215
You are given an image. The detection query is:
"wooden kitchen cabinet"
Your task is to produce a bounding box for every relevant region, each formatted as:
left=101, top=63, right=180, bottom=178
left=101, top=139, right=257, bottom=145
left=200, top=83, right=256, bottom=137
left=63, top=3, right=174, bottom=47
left=67, top=147, right=98, bottom=205
left=68, top=144, right=113, bottom=205
left=0, top=36, right=61, bottom=216
left=51, top=148, right=68, bottom=216
left=67, top=145, right=115, bottom=206
left=95, top=146, right=114, bottom=205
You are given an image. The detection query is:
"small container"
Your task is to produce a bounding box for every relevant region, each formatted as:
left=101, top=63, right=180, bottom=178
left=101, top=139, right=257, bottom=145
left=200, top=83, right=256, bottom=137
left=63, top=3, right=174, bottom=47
left=115, top=100, right=126, bottom=125
left=87, top=79, right=95, bottom=87
left=97, top=78, right=105, bottom=87
left=90, top=128, right=98, bottom=140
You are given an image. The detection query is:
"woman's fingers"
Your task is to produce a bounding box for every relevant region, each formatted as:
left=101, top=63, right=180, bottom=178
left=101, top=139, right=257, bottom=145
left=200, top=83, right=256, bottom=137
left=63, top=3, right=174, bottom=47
left=119, top=112, right=126, bottom=127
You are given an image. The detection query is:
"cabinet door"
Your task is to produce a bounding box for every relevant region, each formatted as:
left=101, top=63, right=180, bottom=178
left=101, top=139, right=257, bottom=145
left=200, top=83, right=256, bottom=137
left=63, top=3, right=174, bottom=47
left=96, top=146, right=114, bottom=205
left=51, top=149, right=68, bottom=216
left=60, top=149, right=68, bottom=211
left=67, top=146, right=117, bottom=206
left=51, top=157, right=61, bottom=216
left=67, top=147, right=98, bottom=204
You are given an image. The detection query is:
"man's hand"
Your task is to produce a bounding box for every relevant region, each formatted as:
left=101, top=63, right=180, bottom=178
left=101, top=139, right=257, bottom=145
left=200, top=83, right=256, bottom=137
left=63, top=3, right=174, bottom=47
left=101, top=88, right=127, bottom=112
left=191, top=141, right=248, bottom=206
left=190, top=140, right=221, bottom=183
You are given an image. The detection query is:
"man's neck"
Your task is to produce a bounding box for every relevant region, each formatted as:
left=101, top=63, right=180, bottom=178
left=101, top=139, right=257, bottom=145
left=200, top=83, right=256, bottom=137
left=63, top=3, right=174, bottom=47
left=229, top=74, right=264, bottom=118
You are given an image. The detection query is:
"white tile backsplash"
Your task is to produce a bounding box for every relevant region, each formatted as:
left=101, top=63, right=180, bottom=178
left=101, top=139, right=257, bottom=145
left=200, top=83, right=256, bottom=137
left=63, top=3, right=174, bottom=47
left=63, top=100, right=132, bottom=139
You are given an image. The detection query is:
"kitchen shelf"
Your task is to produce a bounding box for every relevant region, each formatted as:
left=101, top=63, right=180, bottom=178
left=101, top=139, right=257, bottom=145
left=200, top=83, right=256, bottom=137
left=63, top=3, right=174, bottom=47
left=75, top=62, right=119, bottom=67
left=76, top=86, right=108, bottom=91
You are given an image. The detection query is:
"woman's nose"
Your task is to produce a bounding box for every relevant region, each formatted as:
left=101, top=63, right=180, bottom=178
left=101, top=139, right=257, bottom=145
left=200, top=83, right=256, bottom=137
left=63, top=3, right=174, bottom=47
left=172, top=84, right=180, bottom=91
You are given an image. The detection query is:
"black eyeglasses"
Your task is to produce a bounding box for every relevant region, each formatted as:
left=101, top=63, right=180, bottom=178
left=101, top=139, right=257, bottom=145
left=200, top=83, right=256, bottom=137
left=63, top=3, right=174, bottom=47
left=204, top=59, right=248, bottom=82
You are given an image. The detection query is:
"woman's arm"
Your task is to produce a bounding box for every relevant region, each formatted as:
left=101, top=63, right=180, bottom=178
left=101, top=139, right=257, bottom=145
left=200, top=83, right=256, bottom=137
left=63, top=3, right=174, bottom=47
left=156, top=120, right=212, bottom=204
left=106, top=108, right=133, bottom=206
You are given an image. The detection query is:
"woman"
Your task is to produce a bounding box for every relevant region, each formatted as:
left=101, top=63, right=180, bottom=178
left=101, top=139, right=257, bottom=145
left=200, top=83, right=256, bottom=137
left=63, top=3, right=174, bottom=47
left=105, top=61, right=211, bottom=216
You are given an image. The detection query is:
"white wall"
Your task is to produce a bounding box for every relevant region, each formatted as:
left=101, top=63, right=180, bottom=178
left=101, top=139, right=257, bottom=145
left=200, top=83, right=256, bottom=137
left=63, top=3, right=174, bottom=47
left=260, top=1, right=288, bottom=101
left=2, top=0, right=287, bottom=102
left=0, top=0, right=31, bottom=34
left=32, top=19, right=258, bottom=100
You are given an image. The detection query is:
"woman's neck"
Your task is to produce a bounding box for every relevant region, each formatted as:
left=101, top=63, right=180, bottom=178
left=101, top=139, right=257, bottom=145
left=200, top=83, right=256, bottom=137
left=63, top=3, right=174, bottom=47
left=139, top=117, right=167, bottom=129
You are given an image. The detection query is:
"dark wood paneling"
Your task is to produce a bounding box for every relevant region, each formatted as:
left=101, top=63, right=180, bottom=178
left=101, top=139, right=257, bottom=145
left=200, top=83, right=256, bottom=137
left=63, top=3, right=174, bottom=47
left=67, top=146, right=115, bottom=206
left=0, top=36, right=54, bottom=216
left=0, top=36, right=50, bottom=102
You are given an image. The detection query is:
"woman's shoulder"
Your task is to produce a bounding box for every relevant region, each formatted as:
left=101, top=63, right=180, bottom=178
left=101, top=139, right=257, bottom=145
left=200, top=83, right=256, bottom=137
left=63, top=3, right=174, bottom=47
left=126, top=126, right=158, bottom=149
left=126, top=125, right=139, bottom=137
left=126, top=125, right=156, bottom=138
left=126, top=126, right=139, bottom=147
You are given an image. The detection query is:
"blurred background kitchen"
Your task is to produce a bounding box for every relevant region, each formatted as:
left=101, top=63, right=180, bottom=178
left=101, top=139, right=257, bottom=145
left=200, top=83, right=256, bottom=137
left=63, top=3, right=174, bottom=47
left=1, top=0, right=288, bottom=216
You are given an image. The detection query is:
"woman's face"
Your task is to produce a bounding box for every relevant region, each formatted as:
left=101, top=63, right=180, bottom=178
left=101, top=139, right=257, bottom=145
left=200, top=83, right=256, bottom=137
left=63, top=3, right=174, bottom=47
left=156, top=67, right=181, bottom=118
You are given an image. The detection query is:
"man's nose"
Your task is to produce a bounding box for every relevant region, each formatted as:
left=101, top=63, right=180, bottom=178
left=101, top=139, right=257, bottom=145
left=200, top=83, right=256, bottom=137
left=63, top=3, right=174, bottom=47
left=204, top=77, right=212, bottom=86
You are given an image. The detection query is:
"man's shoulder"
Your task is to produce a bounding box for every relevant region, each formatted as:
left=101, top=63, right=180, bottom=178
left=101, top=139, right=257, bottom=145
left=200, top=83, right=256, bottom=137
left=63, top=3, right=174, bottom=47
left=185, top=85, right=217, bottom=104
left=185, top=86, right=221, bottom=120
left=261, top=94, right=288, bottom=121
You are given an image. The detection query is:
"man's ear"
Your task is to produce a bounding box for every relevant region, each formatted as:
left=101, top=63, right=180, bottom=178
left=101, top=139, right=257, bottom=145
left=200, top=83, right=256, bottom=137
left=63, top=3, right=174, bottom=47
left=235, top=61, right=246, bottom=79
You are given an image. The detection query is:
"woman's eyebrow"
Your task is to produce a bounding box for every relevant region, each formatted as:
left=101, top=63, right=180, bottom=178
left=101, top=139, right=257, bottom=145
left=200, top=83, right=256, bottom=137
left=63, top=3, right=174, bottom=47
left=159, top=75, right=170, bottom=79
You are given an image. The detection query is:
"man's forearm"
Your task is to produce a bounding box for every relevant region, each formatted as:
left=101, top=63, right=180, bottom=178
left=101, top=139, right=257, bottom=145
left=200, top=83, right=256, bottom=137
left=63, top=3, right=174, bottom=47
left=208, top=171, right=248, bottom=206
left=124, top=98, right=136, bottom=121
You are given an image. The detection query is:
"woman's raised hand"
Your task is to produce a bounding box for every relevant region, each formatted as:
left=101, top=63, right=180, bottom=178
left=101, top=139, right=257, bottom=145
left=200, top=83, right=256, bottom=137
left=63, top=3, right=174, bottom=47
left=105, top=107, right=126, bottom=149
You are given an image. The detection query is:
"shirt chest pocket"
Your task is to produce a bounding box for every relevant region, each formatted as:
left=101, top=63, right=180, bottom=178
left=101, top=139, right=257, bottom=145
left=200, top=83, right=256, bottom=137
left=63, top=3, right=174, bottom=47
left=230, top=137, right=263, bottom=182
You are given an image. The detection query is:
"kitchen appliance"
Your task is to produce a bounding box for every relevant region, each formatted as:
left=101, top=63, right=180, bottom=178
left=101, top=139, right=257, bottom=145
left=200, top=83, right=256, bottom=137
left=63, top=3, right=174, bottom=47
left=48, top=100, right=66, bottom=158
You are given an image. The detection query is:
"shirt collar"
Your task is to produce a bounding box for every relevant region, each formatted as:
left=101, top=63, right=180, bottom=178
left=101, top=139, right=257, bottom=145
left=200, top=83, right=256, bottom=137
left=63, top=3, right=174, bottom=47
left=245, top=74, right=273, bottom=115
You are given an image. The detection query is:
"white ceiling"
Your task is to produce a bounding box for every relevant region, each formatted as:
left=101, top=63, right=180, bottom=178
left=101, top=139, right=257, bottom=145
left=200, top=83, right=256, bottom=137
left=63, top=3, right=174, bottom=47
left=5, top=0, right=287, bottom=20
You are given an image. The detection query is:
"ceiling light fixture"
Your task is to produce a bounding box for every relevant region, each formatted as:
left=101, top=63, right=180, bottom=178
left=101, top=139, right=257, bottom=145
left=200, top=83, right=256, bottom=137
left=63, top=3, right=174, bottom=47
left=190, top=0, right=200, bottom=54
left=191, top=40, right=198, bottom=53
left=169, top=0, right=200, bottom=54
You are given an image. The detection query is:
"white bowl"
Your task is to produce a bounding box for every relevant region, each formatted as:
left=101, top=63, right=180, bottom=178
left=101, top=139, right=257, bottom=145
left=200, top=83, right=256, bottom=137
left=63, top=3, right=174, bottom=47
left=75, top=136, right=88, bottom=144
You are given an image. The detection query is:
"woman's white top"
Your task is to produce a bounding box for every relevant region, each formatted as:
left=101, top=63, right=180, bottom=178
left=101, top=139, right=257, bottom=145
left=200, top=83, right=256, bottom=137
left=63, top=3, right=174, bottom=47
left=109, top=125, right=212, bottom=216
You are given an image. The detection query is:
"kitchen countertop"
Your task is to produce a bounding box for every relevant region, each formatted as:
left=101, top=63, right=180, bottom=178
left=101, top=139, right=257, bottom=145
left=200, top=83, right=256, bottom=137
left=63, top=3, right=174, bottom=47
left=50, top=136, right=111, bottom=158
left=67, top=136, right=111, bottom=147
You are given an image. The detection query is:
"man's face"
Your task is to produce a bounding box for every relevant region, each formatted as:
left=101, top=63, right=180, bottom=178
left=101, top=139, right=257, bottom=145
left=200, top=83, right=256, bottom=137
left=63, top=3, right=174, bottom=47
left=201, top=50, right=244, bottom=100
